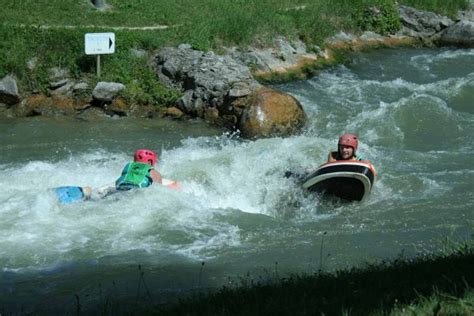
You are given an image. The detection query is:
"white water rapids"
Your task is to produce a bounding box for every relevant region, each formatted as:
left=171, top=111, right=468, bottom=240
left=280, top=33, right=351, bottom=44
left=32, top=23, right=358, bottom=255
left=1, top=47, right=473, bottom=313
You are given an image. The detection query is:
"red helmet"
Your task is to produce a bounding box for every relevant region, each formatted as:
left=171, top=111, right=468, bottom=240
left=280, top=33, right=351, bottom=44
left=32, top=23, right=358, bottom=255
left=338, top=134, right=358, bottom=152
left=134, top=149, right=157, bottom=166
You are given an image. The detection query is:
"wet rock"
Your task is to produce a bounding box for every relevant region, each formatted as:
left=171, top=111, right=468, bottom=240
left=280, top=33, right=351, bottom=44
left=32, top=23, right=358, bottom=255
left=18, top=95, right=75, bottom=117
left=0, top=75, right=20, bottom=105
left=163, top=106, right=185, bottom=119
left=76, top=107, right=107, bottom=121
left=92, top=82, right=125, bottom=101
left=204, top=107, right=219, bottom=124
left=439, top=21, right=474, bottom=47
left=236, top=88, right=306, bottom=139
left=129, top=104, right=158, bottom=118
left=105, top=97, right=131, bottom=116
left=72, top=97, right=92, bottom=111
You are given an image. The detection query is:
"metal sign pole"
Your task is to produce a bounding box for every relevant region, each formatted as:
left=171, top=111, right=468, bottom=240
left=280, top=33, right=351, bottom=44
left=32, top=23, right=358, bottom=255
left=97, top=55, right=101, bottom=78
left=85, top=32, right=115, bottom=78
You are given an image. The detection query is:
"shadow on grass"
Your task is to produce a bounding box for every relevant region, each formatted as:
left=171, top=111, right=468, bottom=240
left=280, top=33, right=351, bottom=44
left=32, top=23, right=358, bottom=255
left=155, top=246, right=473, bottom=315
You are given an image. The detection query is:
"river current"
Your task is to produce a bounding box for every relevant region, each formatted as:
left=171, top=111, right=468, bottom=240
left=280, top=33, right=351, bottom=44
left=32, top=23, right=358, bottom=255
left=1, top=48, right=473, bottom=313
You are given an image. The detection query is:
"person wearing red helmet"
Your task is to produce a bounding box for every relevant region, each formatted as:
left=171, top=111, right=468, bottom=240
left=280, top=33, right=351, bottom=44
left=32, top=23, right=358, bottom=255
left=115, top=149, right=162, bottom=190
left=327, top=134, right=363, bottom=162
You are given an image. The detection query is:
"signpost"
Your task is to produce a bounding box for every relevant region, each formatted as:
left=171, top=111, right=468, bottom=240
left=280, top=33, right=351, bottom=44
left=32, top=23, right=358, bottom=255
left=84, top=32, right=115, bottom=77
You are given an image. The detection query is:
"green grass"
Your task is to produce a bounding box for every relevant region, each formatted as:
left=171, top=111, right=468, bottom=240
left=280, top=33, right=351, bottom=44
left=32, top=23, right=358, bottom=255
left=155, top=243, right=474, bottom=315
left=387, top=291, right=474, bottom=316
left=0, top=0, right=469, bottom=106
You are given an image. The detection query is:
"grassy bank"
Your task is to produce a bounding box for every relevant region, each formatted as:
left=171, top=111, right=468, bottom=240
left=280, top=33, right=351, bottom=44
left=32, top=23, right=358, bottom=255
left=0, top=0, right=468, bottom=108
left=155, top=243, right=474, bottom=315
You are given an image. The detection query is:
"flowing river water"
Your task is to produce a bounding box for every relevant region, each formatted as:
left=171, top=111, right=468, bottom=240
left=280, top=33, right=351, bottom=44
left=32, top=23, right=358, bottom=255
left=1, top=48, right=473, bottom=313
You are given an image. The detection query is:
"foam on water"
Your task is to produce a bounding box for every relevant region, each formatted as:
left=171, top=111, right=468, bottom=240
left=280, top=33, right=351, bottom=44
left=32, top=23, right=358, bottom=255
left=0, top=132, right=340, bottom=271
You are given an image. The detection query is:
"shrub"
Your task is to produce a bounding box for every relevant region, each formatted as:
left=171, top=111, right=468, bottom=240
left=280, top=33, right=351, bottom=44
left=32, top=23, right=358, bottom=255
left=353, top=2, right=401, bottom=35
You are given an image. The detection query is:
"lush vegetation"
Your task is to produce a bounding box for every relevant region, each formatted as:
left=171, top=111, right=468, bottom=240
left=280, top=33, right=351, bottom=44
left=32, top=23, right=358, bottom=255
left=0, top=0, right=469, bottom=106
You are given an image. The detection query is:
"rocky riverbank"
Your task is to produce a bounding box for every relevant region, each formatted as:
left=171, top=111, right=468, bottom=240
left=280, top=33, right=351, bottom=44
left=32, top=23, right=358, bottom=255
left=1, top=4, right=473, bottom=138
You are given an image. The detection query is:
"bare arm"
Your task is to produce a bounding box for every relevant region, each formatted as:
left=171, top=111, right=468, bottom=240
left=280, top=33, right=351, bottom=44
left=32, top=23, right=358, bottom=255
left=327, top=151, right=336, bottom=163
left=150, top=169, right=162, bottom=185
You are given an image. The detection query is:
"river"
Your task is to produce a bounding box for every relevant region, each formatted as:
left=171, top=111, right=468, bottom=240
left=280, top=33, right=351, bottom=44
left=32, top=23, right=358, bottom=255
left=1, top=47, right=473, bottom=313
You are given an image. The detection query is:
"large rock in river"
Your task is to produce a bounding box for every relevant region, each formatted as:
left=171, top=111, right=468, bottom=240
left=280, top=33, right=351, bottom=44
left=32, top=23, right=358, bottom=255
left=236, top=88, right=306, bottom=139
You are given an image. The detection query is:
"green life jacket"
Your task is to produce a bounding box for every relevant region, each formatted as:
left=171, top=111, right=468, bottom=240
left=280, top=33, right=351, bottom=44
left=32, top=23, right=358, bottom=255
left=115, top=162, right=153, bottom=190
left=331, top=151, right=363, bottom=161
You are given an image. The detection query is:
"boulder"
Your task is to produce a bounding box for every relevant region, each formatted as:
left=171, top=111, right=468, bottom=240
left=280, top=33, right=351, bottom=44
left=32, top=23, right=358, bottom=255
left=236, top=88, right=306, bottom=138
left=151, top=45, right=261, bottom=116
left=0, top=75, right=20, bottom=105
left=439, top=21, right=474, bottom=47
left=397, top=5, right=453, bottom=36
left=92, top=82, right=125, bottom=101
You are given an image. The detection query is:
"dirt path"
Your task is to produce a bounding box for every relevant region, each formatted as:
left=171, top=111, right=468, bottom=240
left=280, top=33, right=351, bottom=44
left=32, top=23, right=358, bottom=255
left=3, top=23, right=175, bottom=31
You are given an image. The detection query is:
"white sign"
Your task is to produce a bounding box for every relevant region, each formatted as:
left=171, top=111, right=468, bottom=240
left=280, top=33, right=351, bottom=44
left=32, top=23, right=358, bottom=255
left=84, top=33, right=115, bottom=55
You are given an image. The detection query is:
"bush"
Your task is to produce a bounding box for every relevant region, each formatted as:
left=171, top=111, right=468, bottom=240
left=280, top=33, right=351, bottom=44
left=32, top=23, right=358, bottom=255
left=353, top=2, right=401, bottom=35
